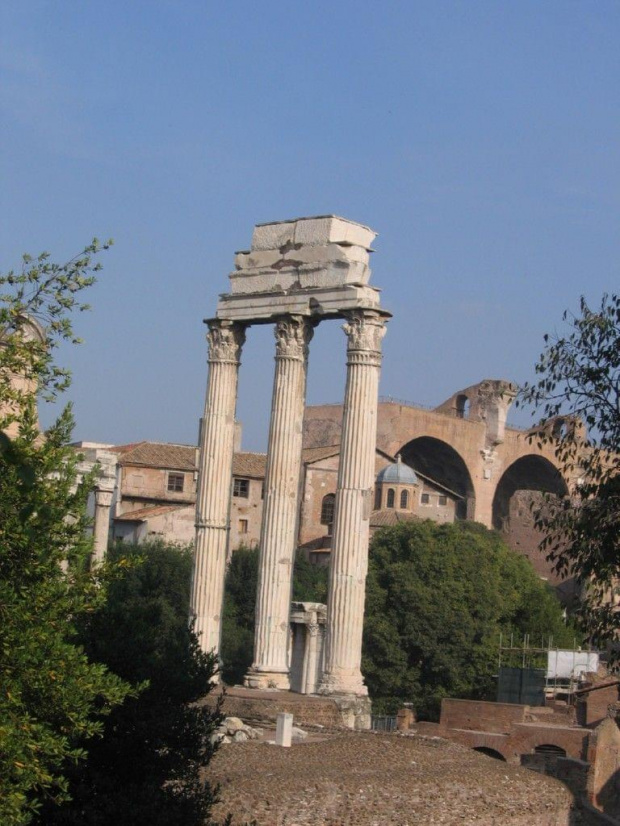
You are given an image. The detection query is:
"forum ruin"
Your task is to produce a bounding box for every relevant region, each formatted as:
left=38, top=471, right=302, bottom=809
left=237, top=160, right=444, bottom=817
left=74, top=215, right=577, bottom=726
left=191, top=215, right=390, bottom=713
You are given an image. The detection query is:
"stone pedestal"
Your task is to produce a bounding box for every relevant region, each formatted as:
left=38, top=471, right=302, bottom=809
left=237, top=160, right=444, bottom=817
left=191, top=320, right=245, bottom=659
left=319, top=309, right=386, bottom=697
left=245, top=316, right=314, bottom=690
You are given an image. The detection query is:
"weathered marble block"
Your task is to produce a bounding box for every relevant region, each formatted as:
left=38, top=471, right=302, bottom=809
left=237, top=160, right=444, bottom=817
left=251, top=215, right=376, bottom=252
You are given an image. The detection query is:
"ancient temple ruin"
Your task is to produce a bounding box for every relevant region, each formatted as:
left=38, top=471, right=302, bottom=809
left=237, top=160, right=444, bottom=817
left=190, top=215, right=390, bottom=707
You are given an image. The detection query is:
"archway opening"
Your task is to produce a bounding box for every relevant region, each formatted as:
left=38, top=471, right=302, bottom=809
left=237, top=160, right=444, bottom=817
left=398, top=436, right=475, bottom=520
left=456, top=394, right=470, bottom=419
left=473, top=746, right=506, bottom=761
left=492, top=455, right=568, bottom=531
left=534, top=744, right=567, bottom=757
left=492, top=456, right=570, bottom=585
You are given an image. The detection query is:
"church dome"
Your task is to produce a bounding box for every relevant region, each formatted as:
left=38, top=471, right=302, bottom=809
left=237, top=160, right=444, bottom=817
left=376, top=455, right=418, bottom=486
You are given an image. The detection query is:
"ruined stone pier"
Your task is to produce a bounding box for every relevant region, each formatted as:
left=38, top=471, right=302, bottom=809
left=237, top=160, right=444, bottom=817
left=191, top=215, right=390, bottom=725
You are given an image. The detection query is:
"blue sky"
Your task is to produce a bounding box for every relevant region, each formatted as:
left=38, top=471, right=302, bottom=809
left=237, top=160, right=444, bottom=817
left=2, top=1, right=618, bottom=451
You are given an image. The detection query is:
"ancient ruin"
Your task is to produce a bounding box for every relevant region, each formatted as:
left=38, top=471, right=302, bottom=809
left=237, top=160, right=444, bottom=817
left=190, top=216, right=390, bottom=711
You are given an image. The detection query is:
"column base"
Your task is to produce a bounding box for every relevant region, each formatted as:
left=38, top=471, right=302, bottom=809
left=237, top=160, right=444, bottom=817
left=317, top=670, right=368, bottom=698
left=243, top=668, right=291, bottom=691
left=314, top=691, right=372, bottom=730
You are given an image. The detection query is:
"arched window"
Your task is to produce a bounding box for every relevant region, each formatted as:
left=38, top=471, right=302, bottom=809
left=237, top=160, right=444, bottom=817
left=320, top=494, right=335, bottom=525
left=374, top=487, right=382, bottom=511
left=400, top=489, right=409, bottom=509
left=386, top=488, right=395, bottom=508
left=456, top=394, right=469, bottom=419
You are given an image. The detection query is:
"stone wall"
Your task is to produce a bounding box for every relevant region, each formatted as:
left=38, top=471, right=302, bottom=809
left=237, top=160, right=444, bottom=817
left=441, top=698, right=527, bottom=733
left=587, top=717, right=620, bottom=819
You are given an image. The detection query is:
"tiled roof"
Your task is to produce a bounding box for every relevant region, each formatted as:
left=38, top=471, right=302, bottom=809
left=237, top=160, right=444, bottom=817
left=232, top=452, right=267, bottom=478
left=114, top=504, right=188, bottom=522
left=118, top=442, right=197, bottom=471
left=301, top=445, right=341, bottom=465
left=369, top=509, right=419, bottom=528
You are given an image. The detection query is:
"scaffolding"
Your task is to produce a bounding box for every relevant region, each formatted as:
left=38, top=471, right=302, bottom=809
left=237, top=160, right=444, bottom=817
left=497, top=634, right=598, bottom=705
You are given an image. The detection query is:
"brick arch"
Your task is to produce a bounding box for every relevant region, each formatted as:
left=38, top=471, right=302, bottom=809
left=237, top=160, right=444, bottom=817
left=398, top=436, right=475, bottom=519
left=492, top=454, right=569, bottom=532
left=473, top=746, right=507, bottom=761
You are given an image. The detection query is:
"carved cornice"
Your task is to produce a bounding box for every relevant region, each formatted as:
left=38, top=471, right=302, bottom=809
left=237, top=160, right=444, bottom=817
left=274, top=315, right=314, bottom=360
left=206, top=320, right=246, bottom=364
left=343, top=310, right=386, bottom=363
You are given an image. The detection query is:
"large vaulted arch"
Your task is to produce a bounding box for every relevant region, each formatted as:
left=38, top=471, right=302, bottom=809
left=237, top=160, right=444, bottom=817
left=398, top=436, right=475, bottom=519
left=492, top=455, right=568, bottom=532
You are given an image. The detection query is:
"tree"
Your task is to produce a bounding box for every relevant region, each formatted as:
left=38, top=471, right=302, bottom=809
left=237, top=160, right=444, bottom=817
left=519, top=293, right=620, bottom=653
left=38, top=541, right=224, bottom=826
left=0, top=243, right=134, bottom=825
left=362, top=520, right=576, bottom=719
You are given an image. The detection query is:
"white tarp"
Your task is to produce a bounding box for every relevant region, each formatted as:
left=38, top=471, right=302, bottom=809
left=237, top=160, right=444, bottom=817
left=546, top=649, right=599, bottom=680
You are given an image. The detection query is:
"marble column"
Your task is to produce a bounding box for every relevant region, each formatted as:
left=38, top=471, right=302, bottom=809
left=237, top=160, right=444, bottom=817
left=245, top=315, right=314, bottom=690
left=303, top=617, right=320, bottom=695
left=320, top=309, right=386, bottom=696
left=92, top=488, right=114, bottom=565
left=191, top=319, right=246, bottom=658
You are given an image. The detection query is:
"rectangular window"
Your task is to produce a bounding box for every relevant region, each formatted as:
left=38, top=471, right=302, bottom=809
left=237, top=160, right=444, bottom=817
left=233, top=478, right=250, bottom=498
left=239, top=519, right=248, bottom=534
left=438, top=495, right=448, bottom=506
left=167, top=472, right=185, bottom=493
left=420, top=493, right=431, bottom=505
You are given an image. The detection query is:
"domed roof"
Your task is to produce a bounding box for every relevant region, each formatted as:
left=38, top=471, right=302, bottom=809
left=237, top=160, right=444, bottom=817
left=376, top=455, right=418, bottom=486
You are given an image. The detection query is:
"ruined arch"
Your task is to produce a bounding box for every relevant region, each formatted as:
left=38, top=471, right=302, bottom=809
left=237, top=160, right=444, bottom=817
left=473, top=746, right=506, bottom=761
left=533, top=744, right=567, bottom=756
left=398, top=437, right=475, bottom=520
left=492, top=455, right=568, bottom=533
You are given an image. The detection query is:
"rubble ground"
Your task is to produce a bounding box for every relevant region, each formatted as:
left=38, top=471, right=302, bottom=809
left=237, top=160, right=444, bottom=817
left=207, top=731, right=576, bottom=825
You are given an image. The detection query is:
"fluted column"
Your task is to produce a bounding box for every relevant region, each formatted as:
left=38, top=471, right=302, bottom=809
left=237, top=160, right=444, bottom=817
left=191, top=319, right=246, bottom=659
left=320, top=309, right=387, bottom=695
left=92, top=488, right=113, bottom=565
left=245, top=315, right=314, bottom=690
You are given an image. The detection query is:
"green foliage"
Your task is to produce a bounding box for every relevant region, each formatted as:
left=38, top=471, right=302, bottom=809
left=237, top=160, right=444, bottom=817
left=519, top=293, right=620, bottom=653
left=220, top=547, right=328, bottom=685
left=0, top=240, right=112, bottom=418
left=220, top=547, right=258, bottom=686
left=0, top=243, right=133, bottom=826
left=362, top=520, right=576, bottom=719
left=292, top=553, right=328, bottom=603
left=38, top=541, right=224, bottom=826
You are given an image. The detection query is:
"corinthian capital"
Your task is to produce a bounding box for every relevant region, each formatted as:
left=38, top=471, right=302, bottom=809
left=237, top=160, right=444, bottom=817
left=274, top=315, right=315, bottom=360
left=206, top=320, right=246, bottom=363
left=343, top=310, right=386, bottom=355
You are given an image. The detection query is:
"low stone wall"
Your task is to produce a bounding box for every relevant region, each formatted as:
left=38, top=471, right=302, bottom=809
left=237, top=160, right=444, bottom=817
left=587, top=717, right=620, bottom=819
left=203, top=686, right=344, bottom=729
left=441, top=698, right=526, bottom=733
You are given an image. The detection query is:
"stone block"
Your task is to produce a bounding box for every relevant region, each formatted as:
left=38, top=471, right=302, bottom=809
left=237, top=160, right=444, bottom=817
left=297, top=261, right=369, bottom=289
left=228, top=270, right=299, bottom=295
left=293, top=216, right=376, bottom=249
left=275, top=712, right=293, bottom=747
left=234, top=249, right=283, bottom=271
left=224, top=716, right=245, bottom=733
left=216, top=283, right=384, bottom=322
left=287, top=243, right=370, bottom=267
left=251, top=221, right=295, bottom=251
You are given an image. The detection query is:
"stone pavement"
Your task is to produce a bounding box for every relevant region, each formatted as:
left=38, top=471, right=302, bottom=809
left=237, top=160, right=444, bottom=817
left=208, top=731, right=579, bottom=825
